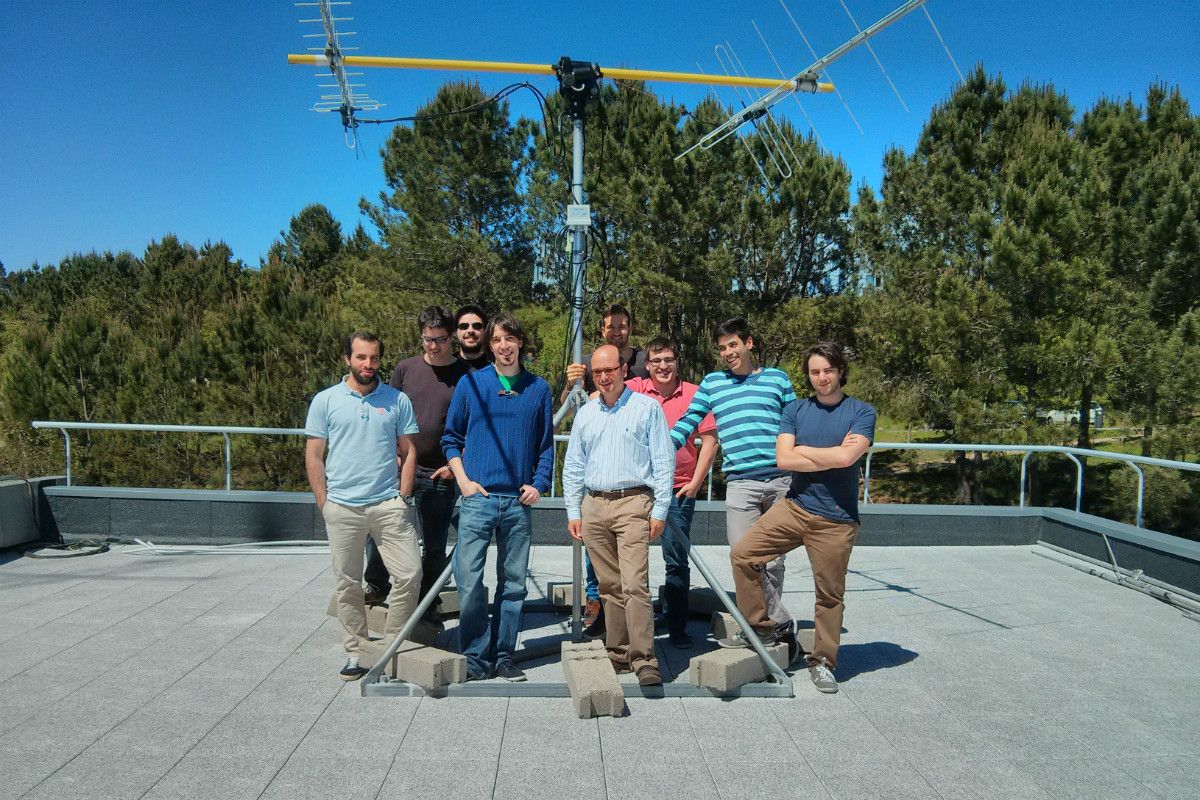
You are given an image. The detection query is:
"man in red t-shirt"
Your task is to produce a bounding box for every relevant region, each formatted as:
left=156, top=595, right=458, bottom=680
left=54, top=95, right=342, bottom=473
left=627, top=336, right=718, bottom=647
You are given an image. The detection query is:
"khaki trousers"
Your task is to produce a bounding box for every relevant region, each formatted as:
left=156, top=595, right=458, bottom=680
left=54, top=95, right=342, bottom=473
left=730, top=499, right=857, bottom=668
left=324, top=497, right=422, bottom=655
left=581, top=493, right=658, bottom=673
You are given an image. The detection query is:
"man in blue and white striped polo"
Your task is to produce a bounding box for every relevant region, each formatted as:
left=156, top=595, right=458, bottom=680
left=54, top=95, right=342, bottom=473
left=670, top=318, right=801, bottom=661
left=563, top=345, right=675, bottom=687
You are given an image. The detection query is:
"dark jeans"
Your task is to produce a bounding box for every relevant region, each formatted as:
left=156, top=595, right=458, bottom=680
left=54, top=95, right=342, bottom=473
left=365, top=474, right=458, bottom=600
left=661, top=495, right=696, bottom=635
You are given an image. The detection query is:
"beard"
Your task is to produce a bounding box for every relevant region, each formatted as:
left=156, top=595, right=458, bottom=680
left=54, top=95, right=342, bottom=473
left=349, top=365, right=377, bottom=386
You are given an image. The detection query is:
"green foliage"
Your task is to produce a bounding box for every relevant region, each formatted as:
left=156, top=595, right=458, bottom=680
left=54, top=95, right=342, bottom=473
left=0, top=73, right=1196, bottom=537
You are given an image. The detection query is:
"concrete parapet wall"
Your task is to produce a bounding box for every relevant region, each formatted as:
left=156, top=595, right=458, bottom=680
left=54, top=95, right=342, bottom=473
left=0, top=476, right=63, bottom=549
left=42, top=486, right=1199, bottom=594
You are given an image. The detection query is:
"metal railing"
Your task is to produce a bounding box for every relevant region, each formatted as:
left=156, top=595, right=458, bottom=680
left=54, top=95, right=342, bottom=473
left=862, top=443, right=1200, bottom=528
left=28, top=422, right=715, bottom=500
left=30, top=420, right=1200, bottom=528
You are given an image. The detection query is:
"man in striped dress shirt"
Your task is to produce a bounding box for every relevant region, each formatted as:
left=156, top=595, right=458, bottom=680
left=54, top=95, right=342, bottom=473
left=563, top=345, right=676, bottom=686
left=669, top=318, right=800, bottom=660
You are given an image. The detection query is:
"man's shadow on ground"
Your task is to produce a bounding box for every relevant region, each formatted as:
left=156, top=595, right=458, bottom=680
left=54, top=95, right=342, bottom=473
left=827, top=641, right=919, bottom=682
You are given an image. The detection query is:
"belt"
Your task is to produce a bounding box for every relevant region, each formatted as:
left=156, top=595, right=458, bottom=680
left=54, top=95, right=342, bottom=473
left=588, top=486, right=651, bottom=500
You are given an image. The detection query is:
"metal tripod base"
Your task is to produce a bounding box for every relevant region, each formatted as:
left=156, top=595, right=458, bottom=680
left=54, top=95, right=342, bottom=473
left=362, top=677, right=792, bottom=698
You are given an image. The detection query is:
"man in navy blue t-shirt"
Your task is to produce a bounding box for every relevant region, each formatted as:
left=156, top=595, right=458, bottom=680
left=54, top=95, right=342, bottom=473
left=722, top=341, right=876, bottom=694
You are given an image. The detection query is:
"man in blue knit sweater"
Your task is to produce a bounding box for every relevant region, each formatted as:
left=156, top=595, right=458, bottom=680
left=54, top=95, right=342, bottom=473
left=441, top=313, right=554, bottom=682
left=670, top=318, right=800, bottom=659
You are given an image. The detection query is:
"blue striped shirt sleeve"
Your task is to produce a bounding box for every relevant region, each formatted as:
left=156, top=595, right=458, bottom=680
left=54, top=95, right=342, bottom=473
left=670, top=375, right=714, bottom=449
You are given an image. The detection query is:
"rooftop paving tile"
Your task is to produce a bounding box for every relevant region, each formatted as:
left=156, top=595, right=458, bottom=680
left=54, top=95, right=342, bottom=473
left=0, top=543, right=1194, bottom=800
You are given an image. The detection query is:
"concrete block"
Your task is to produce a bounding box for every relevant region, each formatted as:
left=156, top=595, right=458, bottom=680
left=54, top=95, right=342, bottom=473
left=395, top=643, right=468, bottom=689
left=561, top=640, right=626, bottom=719
left=358, top=637, right=423, bottom=679
left=366, top=604, right=390, bottom=634
left=660, top=585, right=736, bottom=617
left=408, top=618, right=441, bottom=646
left=548, top=581, right=580, bottom=608
left=689, top=643, right=788, bottom=692
left=710, top=613, right=815, bottom=655
left=796, top=627, right=815, bottom=655
left=711, top=611, right=737, bottom=640
left=437, top=589, right=460, bottom=615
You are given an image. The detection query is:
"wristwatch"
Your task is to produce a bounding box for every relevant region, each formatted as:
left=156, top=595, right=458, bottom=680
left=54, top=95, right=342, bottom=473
left=399, top=495, right=415, bottom=507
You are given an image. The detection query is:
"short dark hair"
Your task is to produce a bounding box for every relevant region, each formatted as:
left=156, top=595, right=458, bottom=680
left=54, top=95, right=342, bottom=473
left=418, top=306, right=454, bottom=334
left=343, top=331, right=383, bottom=359
left=486, top=313, right=527, bottom=357
left=803, top=341, right=850, bottom=388
left=601, top=304, right=632, bottom=328
left=644, top=336, right=676, bottom=359
left=713, top=318, right=753, bottom=346
left=455, top=304, right=487, bottom=325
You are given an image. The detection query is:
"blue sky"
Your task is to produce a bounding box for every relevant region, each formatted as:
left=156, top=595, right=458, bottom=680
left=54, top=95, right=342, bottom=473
left=2, top=1, right=1197, bottom=271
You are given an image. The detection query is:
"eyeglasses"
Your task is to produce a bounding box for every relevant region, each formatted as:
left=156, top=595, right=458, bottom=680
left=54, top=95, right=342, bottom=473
left=648, top=357, right=677, bottom=366
left=592, top=366, right=624, bottom=378
left=422, top=335, right=450, bottom=345
left=457, top=322, right=484, bottom=331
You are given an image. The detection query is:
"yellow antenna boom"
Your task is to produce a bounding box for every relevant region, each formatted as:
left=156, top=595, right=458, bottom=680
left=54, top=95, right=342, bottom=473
left=286, top=53, right=834, bottom=92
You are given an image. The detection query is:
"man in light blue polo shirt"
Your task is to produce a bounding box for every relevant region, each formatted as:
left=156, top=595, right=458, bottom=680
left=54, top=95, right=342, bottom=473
left=305, top=331, right=421, bottom=681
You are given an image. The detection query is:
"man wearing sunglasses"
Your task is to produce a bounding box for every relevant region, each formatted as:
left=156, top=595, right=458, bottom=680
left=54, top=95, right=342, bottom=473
left=453, top=304, right=490, bottom=371
left=361, top=307, right=471, bottom=616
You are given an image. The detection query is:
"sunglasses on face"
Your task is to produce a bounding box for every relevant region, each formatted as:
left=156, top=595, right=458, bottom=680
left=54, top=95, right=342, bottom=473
left=458, top=322, right=484, bottom=331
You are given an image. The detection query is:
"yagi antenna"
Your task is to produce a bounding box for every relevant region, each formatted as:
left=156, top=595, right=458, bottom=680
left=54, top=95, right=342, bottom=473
left=678, top=0, right=928, bottom=161
left=296, top=0, right=382, bottom=149
left=714, top=42, right=799, bottom=185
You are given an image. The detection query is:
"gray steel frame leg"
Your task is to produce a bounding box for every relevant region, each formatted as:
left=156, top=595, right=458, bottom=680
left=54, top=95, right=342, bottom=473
left=361, top=523, right=794, bottom=698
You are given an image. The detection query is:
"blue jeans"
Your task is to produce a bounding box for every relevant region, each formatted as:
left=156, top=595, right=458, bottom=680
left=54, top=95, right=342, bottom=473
left=453, top=493, right=532, bottom=676
left=365, top=475, right=459, bottom=600
left=661, top=495, right=696, bottom=635
left=584, top=555, right=601, bottom=602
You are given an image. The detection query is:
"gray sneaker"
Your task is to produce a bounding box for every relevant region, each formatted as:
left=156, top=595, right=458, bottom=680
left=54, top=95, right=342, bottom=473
left=495, top=662, right=527, bottom=682
left=716, top=628, right=777, bottom=649
left=808, top=657, right=838, bottom=693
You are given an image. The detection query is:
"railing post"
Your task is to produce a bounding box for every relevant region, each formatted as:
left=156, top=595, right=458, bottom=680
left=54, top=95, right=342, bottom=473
left=1019, top=451, right=1032, bottom=507
left=1125, top=462, right=1145, bottom=528
left=1062, top=452, right=1084, bottom=513
left=222, top=433, right=232, bottom=491
left=862, top=450, right=873, bottom=504
left=60, top=429, right=72, bottom=487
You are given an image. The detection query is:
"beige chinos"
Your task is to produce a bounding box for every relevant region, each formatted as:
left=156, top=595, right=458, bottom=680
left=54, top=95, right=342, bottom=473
left=324, top=497, right=422, bottom=655
left=581, top=493, right=658, bottom=673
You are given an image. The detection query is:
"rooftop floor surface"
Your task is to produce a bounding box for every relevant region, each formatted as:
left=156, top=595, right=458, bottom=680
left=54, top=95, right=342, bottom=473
left=1, top=543, right=1197, bottom=800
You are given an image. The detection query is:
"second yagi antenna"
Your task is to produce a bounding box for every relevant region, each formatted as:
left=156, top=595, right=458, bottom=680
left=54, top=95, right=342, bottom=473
left=296, top=0, right=382, bottom=149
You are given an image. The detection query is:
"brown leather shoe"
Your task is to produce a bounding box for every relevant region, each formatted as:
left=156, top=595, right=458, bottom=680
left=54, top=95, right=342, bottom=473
left=636, top=665, right=662, bottom=686
left=583, top=599, right=601, bottom=627
left=609, top=659, right=632, bottom=675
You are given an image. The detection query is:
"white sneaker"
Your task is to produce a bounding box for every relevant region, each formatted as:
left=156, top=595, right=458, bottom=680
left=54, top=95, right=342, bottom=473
left=809, top=657, right=838, bottom=693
